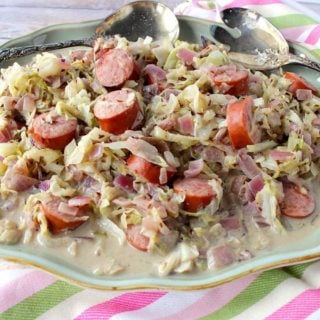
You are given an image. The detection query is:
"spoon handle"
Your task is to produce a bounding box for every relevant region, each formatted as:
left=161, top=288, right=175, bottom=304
left=288, top=53, right=320, bottom=73
left=0, top=38, right=92, bottom=62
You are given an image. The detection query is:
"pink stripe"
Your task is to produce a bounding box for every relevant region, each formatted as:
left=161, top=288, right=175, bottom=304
left=159, top=273, right=258, bottom=320
left=75, top=291, right=167, bottom=320
left=266, top=289, right=320, bottom=320
left=305, top=25, right=320, bottom=45
left=281, top=25, right=313, bottom=41
left=0, top=270, right=56, bottom=313
left=224, top=0, right=282, bottom=9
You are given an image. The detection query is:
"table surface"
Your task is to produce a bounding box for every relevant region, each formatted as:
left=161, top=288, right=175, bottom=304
left=0, top=0, right=319, bottom=46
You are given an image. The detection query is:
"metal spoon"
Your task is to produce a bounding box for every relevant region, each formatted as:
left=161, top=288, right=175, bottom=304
left=0, top=1, right=179, bottom=62
left=209, top=7, right=320, bottom=72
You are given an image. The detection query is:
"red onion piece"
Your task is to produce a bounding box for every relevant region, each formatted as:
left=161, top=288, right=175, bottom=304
left=270, top=150, right=295, bottom=161
left=88, top=144, right=103, bottom=161
left=248, top=174, right=264, bottom=199
left=184, top=159, right=204, bottom=178
left=39, top=180, right=50, bottom=192
left=237, top=149, right=261, bottom=179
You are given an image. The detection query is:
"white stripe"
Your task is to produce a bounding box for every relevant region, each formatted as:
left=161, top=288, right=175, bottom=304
left=245, top=3, right=298, bottom=18
left=283, top=0, right=320, bottom=23
left=302, top=261, right=320, bottom=289
left=306, top=308, right=320, bottom=320
left=297, top=27, right=315, bottom=42
left=232, top=278, right=310, bottom=320
left=111, top=290, right=208, bottom=320
left=0, top=269, right=34, bottom=288
left=36, top=289, right=122, bottom=320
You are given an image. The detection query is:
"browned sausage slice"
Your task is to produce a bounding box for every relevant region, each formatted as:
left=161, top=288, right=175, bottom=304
left=93, top=89, right=139, bottom=134
left=173, top=177, right=216, bottom=212
left=126, top=224, right=150, bottom=252
left=281, top=182, right=315, bottom=219
left=95, top=48, right=134, bottom=87
left=29, top=113, right=77, bottom=150
left=41, top=197, right=89, bottom=234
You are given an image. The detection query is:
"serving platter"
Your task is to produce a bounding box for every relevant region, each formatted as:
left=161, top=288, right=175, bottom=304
left=0, top=15, right=320, bottom=290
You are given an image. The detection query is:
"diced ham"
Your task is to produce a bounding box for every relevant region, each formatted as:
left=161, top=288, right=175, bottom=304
left=267, top=99, right=281, bottom=109
left=296, top=89, right=313, bottom=101
left=158, top=114, right=177, bottom=131
left=207, top=244, right=234, bottom=270
left=202, top=147, right=224, bottom=164
left=177, top=114, right=194, bottom=135
left=15, top=94, right=35, bottom=112
left=143, top=64, right=166, bottom=91
left=2, top=160, right=37, bottom=192
left=177, top=48, right=197, bottom=66
left=184, top=159, right=204, bottom=178
left=113, top=175, right=134, bottom=192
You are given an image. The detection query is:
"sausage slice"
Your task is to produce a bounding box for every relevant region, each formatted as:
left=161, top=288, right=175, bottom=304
left=29, top=113, right=77, bottom=150
left=41, top=197, right=89, bottom=234
left=95, top=48, right=134, bottom=87
left=94, top=89, right=139, bottom=134
left=126, top=224, right=149, bottom=252
left=173, top=177, right=216, bottom=212
left=281, top=182, right=315, bottom=219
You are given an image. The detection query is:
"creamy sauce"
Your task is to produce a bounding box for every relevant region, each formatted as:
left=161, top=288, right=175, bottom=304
left=1, top=178, right=319, bottom=277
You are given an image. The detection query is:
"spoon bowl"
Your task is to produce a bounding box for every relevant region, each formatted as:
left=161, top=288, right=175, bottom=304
left=210, top=7, right=320, bottom=72
left=0, top=1, right=179, bottom=62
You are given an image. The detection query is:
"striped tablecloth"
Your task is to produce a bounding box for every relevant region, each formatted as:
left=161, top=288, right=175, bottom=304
left=1, top=0, right=320, bottom=319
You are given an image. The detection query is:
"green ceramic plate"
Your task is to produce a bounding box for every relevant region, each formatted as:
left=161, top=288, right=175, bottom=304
left=0, top=16, right=320, bottom=290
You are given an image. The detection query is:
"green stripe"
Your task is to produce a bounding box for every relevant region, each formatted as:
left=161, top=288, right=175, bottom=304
left=0, top=281, right=82, bottom=320
left=267, top=14, right=317, bottom=29
left=283, top=261, right=315, bottom=279
left=201, top=269, right=290, bottom=320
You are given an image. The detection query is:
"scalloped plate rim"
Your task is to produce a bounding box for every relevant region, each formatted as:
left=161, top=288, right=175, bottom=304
left=0, top=15, right=320, bottom=290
